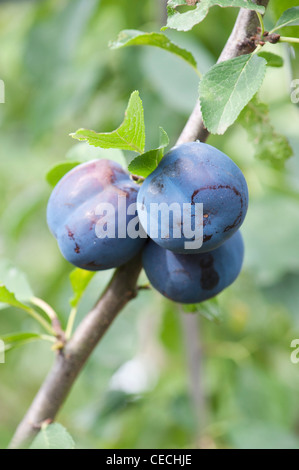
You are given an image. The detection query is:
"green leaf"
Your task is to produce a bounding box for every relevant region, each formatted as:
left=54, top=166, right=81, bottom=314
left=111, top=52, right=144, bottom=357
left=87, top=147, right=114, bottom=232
left=238, top=96, right=293, bottom=167
left=71, top=91, right=145, bottom=153
left=46, top=161, right=80, bottom=187
left=271, top=6, right=299, bottom=32
left=128, top=127, right=169, bottom=177
left=199, top=54, right=267, bottom=135
left=0, top=285, right=33, bottom=314
left=109, top=30, right=198, bottom=73
left=0, top=264, right=54, bottom=333
left=0, top=260, right=33, bottom=309
left=128, top=150, right=163, bottom=178
left=258, top=51, right=284, bottom=68
left=30, top=423, right=75, bottom=450
left=183, top=298, right=222, bottom=323
left=0, top=332, right=50, bottom=352
left=66, top=143, right=126, bottom=167
left=158, top=127, right=170, bottom=149
left=164, top=0, right=265, bottom=32
left=69, top=268, right=95, bottom=308
left=0, top=285, right=53, bottom=334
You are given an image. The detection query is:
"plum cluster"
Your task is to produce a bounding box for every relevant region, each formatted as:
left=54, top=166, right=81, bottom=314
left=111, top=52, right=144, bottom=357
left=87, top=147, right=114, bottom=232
left=47, top=142, right=248, bottom=304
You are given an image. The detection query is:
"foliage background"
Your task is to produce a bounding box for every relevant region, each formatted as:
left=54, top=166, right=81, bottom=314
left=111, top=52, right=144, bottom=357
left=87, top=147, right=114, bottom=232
left=0, top=0, right=299, bottom=449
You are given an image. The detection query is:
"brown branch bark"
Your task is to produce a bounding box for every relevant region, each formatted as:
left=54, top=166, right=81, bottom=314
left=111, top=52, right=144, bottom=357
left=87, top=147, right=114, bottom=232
left=177, top=0, right=269, bottom=144
left=9, top=254, right=142, bottom=448
left=8, top=0, right=269, bottom=449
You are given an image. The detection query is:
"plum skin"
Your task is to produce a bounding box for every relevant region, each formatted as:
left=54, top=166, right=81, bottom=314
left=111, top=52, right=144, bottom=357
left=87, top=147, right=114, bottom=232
left=47, top=159, right=146, bottom=271
left=142, top=230, right=244, bottom=304
left=137, top=142, right=248, bottom=254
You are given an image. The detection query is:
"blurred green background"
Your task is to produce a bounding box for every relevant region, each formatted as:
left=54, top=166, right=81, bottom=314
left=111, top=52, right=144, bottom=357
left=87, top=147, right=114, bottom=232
left=0, top=0, right=299, bottom=449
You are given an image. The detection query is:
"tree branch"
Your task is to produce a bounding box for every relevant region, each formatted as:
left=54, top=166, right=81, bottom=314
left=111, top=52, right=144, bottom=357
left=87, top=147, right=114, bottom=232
left=8, top=0, right=269, bottom=449
left=177, top=0, right=269, bottom=144
left=9, top=254, right=142, bottom=449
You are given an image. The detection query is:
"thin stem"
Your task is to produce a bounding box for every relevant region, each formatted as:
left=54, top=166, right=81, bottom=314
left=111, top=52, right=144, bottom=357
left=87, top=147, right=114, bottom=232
left=131, top=174, right=145, bottom=183
left=65, top=307, right=77, bottom=340
left=30, top=297, right=58, bottom=321
left=31, top=296, right=65, bottom=339
left=252, top=44, right=263, bottom=55
left=257, top=12, right=265, bottom=36
left=26, top=307, right=55, bottom=336
left=193, top=66, right=202, bottom=79
left=279, top=36, right=299, bottom=45
left=40, top=335, right=57, bottom=343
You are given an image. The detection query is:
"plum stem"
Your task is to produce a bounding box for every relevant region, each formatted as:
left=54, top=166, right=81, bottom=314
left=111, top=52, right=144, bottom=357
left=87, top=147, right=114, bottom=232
left=65, top=307, right=78, bottom=340
left=30, top=297, right=65, bottom=341
left=24, top=306, right=56, bottom=336
left=256, top=12, right=265, bottom=37
left=279, top=36, right=299, bottom=45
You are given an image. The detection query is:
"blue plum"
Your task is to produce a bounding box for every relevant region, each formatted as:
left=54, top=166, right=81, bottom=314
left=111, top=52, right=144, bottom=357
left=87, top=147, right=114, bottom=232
left=142, top=230, right=244, bottom=303
left=137, top=142, right=248, bottom=254
left=47, top=159, right=146, bottom=270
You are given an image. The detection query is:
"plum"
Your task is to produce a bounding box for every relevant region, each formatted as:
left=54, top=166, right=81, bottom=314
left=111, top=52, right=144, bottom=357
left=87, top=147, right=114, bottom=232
left=137, top=142, right=248, bottom=254
left=47, top=159, right=146, bottom=270
left=142, top=230, right=244, bottom=303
